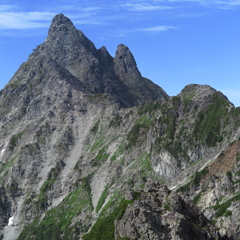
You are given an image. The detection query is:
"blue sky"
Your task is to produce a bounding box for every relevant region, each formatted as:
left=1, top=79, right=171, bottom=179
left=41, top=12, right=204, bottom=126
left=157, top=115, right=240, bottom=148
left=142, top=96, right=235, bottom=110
left=0, top=0, right=240, bottom=106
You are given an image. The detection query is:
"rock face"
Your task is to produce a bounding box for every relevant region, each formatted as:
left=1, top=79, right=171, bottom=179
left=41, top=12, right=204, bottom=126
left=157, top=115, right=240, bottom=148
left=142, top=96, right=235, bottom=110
left=0, top=13, right=239, bottom=240
left=115, top=184, right=223, bottom=240
left=24, top=13, right=167, bottom=108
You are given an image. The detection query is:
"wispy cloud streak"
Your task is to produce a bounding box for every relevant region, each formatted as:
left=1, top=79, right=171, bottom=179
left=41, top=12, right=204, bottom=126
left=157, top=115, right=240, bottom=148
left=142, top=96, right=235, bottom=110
left=120, top=3, right=175, bottom=11
left=0, top=0, right=239, bottom=31
left=0, top=1, right=108, bottom=30
left=167, top=0, right=240, bottom=8
left=0, top=11, right=54, bottom=29
left=111, top=25, right=177, bottom=38
left=137, top=25, right=177, bottom=32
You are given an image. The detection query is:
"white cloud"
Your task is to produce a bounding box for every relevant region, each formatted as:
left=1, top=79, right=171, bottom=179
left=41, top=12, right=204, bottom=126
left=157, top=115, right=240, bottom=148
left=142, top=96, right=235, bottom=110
left=137, top=25, right=177, bottom=32
left=0, top=2, right=106, bottom=30
left=216, top=0, right=240, bottom=4
left=155, top=0, right=240, bottom=8
left=0, top=11, right=54, bottom=29
left=216, top=0, right=240, bottom=9
left=111, top=25, right=177, bottom=38
left=120, top=3, right=175, bottom=11
left=0, top=0, right=239, bottom=31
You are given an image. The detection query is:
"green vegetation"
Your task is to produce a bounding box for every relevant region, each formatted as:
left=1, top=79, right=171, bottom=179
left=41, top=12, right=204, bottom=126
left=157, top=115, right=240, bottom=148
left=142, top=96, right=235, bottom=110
left=36, top=166, right=61, bottom=210
left=88, top=94, right=108, bottom=102
left=171, top=96, right=181, bottom=108
left=130, top=152, right=153, bottom=173
left=183, top=93, right=195, bottom=107
left=193, top=187, right=206, bottom=204
left=18, top=179, right=93, bottom=240
left=193, top=192, right=202, bottom=204
left=90, top=135, right=105, bottom=151
left=136, top=115, right=152, bottom=127
left=126, top=122, right=150, bottom=149
left=0, top=157, right=16, bottom=176
left=193, top=92, right=229, bottom=147
left=110, top=145, right=124, bottom=162
left=177, top=182, right=191, bottom=193
left=109, top=115, right=122, bottom=128
left=96, top=185, right=109, bottom=213
left=164, top=203, right=171, bottom=211
left=178, top=167, right=209, bottom=193
left=128, top=152, right=156, bottom=188
left=74, top=156, right=84, bottom=170
left=92, top=146, right=110, bottom=167
left=125, top=110, right=156, bottom=150
left=132, top=191, right=141, bottom=199
left=8, top=77, right=24, bottom=89
left=153, top=98, right=190, bottom=161
left=81, top=175, right=94, bottom=210
left=213, top=193, right=240, bottom=218
left=226, top=171, right=232, bottom=178
left=137, top=101, right=162, bottom=115
left=9, top=131, right=24, bottom=151
left=229, top=107, right=240, bottom=127
left=22, top=62, right=30, bottom=71
left=191, top=158, right=205, bottom=166
left=224, top=210, right=232, bottom=217
left=193, top=167, right=209, bottom=187
left=91, top=119, right=100, bottom=133
left=83, top=199, right=132, bottom=240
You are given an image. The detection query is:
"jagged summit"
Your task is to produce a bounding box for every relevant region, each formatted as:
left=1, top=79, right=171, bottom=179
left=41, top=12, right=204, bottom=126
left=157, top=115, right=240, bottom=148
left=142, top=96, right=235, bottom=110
left=49, top=13, right=75, bottom=33
left=6, top=14, right=168, bottom=108
left=114, top=44, right=142, bottom=83
left=51, top=13, right=74, bottom=27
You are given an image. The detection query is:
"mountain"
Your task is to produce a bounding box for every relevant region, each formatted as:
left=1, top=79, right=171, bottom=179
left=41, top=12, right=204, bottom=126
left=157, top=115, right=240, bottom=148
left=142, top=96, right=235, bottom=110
left=0, top=14, right=239, bottom=240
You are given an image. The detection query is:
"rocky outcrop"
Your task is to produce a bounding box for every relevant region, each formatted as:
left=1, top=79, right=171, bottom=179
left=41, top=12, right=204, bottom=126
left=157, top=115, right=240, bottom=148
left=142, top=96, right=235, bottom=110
left=115, top=183, right=224, bottom=240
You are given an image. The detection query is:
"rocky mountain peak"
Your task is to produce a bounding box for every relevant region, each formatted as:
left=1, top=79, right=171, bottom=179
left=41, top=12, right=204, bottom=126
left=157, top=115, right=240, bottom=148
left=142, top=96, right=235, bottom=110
left=45, top=13, right=97, bottom=57
left=6, top=14, right=168, bottom=108
left=50, top=13, right=75, bottom=31
left=47, top=13, right=78, bottom=42
left=114, top=44, right=141, bottom=80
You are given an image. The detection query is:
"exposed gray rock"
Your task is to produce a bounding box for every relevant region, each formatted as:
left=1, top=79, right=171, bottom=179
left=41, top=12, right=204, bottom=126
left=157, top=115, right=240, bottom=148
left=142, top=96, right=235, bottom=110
left=115, top=184, right=223, bottom=240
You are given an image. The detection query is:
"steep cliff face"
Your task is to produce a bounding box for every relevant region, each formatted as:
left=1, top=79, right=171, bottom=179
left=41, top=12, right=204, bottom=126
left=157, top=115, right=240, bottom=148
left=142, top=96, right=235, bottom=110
left=176, top=139, right=240, bottom=239
left=0, top=14, right=239, bottom=240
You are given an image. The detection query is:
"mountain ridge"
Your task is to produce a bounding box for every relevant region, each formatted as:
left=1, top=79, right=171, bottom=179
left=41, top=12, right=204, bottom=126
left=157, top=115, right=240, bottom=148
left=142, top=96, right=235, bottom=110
left=0, top=13, right=239, bottom=240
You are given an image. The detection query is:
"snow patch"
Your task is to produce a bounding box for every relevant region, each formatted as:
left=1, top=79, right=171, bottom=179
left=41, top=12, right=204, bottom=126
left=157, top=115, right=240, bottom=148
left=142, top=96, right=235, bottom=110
left=8, top=216, right=14, bottom=226
left=1, top=148, right=5, bottom=157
